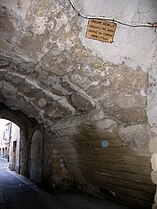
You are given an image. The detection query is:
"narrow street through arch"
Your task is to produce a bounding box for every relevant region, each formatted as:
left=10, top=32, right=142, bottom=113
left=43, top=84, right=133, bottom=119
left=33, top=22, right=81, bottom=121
left=0, top=158, right=127, bottom=209
left=0, top=157, right=53, bottom=209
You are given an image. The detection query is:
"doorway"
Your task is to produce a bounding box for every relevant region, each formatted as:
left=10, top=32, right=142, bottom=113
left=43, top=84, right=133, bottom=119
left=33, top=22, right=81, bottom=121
left=30, top=130, right=43, bottom=183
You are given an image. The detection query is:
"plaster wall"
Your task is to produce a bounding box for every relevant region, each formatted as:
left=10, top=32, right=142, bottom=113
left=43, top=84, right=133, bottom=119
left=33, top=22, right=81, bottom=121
left=11, top=123, right=20, bottom=172
left=75, top=0, right=157, bottom=125
left=78, top=0, right=157, bottom=72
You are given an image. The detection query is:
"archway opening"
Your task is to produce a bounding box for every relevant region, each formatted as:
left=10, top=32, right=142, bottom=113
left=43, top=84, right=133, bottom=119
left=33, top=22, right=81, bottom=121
left=0, top=119, right=20, bottom=173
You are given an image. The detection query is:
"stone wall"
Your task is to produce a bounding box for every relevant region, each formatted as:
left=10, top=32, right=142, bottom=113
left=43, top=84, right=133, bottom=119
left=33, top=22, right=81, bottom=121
left=149, top=126, right=157, bottom=209
left=43, top=135, right=73, bottom=192
left=49, top=114, right=155, bottom=209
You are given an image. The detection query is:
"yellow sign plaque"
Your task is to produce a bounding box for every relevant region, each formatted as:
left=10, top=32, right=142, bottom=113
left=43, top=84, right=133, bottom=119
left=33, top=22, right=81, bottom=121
left=86, top=19, right=117, bottom=43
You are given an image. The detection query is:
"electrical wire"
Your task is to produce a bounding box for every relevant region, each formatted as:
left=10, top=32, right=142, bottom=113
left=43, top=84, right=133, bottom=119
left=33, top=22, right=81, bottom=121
left=68, top=0, right=157, bottom=28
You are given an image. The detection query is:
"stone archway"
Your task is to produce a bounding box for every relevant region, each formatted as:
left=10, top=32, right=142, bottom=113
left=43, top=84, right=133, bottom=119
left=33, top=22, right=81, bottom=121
left=0, top=104, right=37, bottom=176
left=30, top=130, right=43, bottom=183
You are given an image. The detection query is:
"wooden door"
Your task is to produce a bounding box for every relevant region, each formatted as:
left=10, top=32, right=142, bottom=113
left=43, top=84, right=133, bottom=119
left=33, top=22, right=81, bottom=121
left=30, top=130, right=43, bottom=183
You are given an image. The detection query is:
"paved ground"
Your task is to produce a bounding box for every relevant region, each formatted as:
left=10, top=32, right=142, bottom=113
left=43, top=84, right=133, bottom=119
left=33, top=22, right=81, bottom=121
left=0, top=157, right=128, bottom=209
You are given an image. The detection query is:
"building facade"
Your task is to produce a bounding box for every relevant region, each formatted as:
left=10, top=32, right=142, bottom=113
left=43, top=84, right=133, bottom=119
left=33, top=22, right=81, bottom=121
left=0, top=120, right=11, bottom=159
left=0, top=119, right=20, bottom=173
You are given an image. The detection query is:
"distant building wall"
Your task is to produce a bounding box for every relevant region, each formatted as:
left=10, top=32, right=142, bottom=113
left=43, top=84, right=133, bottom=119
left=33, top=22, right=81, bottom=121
left=0, top=119, right=20, bottom=173
left=0, top=119, right=11, bottom=159
left=9, top=122, right=20, bottom=173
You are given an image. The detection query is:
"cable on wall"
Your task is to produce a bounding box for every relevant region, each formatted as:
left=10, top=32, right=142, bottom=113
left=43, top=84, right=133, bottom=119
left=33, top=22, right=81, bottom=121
left=68, top=0, right=157, bottom=28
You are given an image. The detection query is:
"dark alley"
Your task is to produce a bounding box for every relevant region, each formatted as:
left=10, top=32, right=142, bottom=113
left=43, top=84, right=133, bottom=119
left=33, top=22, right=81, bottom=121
left=0, top=158, right=128, bottom=209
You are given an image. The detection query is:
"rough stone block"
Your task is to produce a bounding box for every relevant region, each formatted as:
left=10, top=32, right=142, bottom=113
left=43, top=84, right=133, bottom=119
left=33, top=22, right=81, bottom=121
left=151, top=171, right=157, bottom=184
left=155, top=191, right=157, bottom=204
left=149, top=138, right=157, bottom=153
left=0, top=80, right=3, bottom=89
left=119, top=124, right=149, bottom=146
left=150, top=126, right=157, bottom=135
left=56, top=127, right=79, bottom=137
left=151, top=153, right=157, bottom=171
left=153, top=204, right=157, bottom=209
left=95, top=119, right=116, bottom=131
left=68, top=92, right=94, bottom=114
left=38, top=97, right=47, bottom=107
left=3, top=81, right=17, bottom=93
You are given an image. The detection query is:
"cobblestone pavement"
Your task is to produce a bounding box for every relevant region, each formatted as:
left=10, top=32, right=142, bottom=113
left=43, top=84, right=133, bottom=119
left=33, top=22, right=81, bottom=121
left=0, top=158, right=128, bottom=209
